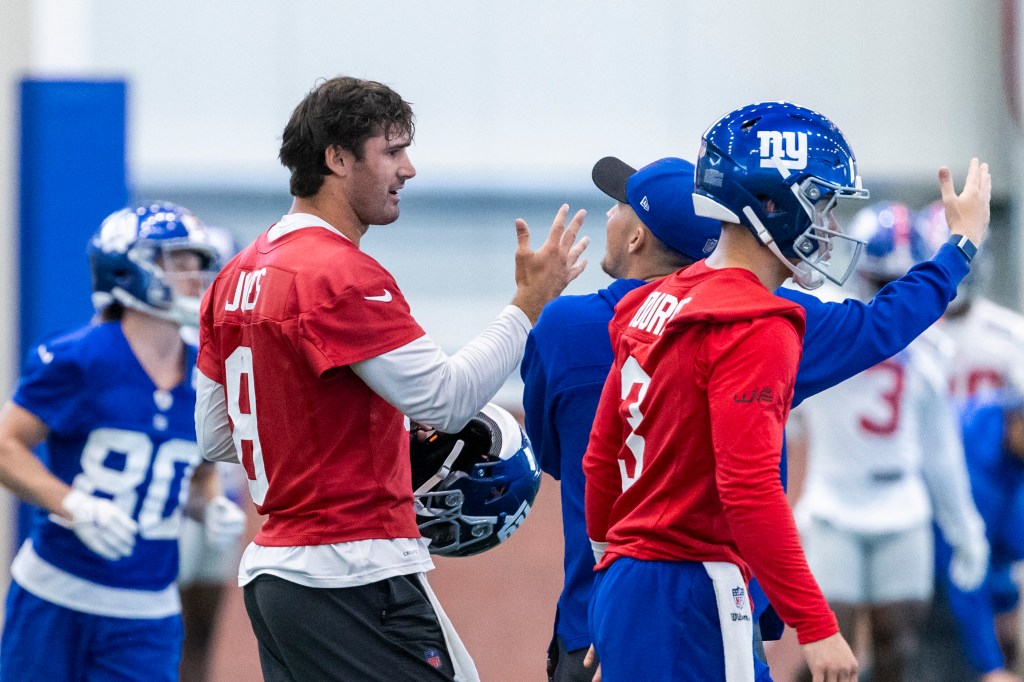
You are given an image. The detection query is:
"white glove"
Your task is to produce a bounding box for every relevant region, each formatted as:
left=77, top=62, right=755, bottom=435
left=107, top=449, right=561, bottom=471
left=203, top=495, right=246, bottom=549
left=950, top=534, right=990, bottom=592
left=53, top=490, right=139, bottom=561
left=590, top=538, right=609, bottom=564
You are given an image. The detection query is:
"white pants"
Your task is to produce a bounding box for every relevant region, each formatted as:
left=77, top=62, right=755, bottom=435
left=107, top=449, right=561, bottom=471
left=801, top=517, right=934, bottom=604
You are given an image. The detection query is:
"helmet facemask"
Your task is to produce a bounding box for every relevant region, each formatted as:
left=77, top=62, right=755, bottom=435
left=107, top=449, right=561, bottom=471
left=120, top=238, right=219, bottom=326
left=410, top=404, right=541, bottom=558
left=785, top=177, right=869, bottom=289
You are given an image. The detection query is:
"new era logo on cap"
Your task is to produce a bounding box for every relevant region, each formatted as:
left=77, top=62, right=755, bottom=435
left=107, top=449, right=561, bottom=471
left=640, top=196, right=650, bottom=211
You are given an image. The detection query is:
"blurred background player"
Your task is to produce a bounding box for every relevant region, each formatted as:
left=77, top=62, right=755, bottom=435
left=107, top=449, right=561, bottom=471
left=178, top=461, right=247, bottom=682
left=790, top=201, right=989, bottom=682
left=177, top=225, right=249, bottom=682
left=910, top=203, right=1024, bottom=682
left=523, top=152, right=991, bottom=680
left=934, top=389, right=1024, bottom=682
left=0, top=203, right=243, bottom=681
left=939, top=389, right=1024, bottom=682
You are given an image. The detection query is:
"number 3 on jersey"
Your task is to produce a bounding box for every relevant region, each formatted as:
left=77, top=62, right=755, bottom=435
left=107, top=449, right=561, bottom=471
left=619, top=356, right=651, bottom=491
left=859, top=360, right=906, bottom=436
left=226, top=346, right=268, bottom=505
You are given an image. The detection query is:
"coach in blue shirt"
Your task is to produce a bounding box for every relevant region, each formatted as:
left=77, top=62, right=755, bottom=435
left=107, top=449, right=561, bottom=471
left=522, top=155, right=990, bottom=681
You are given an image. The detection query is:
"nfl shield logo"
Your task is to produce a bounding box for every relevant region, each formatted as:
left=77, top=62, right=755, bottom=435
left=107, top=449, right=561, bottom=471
left=732, top=586, right=746, bottom=610
left=424, top=648, right=443, bottom=669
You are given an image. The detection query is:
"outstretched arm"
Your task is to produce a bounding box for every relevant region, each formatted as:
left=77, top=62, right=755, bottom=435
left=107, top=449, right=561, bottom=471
left=785, top=159, right=991, bottom=405
left=354, top=205, right=589, bottom=434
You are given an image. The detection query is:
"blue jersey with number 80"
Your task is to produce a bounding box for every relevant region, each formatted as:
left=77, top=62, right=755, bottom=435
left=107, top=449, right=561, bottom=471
left=14, top=321, right=201, bottom=592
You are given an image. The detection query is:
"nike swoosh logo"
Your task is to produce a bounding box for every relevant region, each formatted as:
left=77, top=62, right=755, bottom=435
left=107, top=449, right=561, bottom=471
left=365, top=290, right=393, bottom=302
left=37, top=345, right=54, bottom=364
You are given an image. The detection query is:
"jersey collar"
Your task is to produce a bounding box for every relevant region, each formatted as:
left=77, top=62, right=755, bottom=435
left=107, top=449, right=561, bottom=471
left=268, top=213, right=353, bottom=243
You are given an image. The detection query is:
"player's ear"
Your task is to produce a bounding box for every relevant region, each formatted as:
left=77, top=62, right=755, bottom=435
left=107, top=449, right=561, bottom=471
left=627, top=223, right=647, bottom=254
left=324, top=145, right=348, bottom=177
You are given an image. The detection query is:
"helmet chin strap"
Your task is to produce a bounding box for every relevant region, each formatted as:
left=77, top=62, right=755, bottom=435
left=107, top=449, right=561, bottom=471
left=741, top=207, right=825, bottom=290
left=790, top=260, right=825, bottom=290
left=413, top=439, right=465, bottom=498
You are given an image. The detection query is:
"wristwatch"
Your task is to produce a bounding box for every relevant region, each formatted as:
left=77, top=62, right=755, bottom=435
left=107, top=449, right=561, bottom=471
left=947, top=233, right=978, bottom=263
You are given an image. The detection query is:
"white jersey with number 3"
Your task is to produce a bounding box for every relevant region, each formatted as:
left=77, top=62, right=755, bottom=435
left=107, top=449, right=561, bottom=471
left=795, top=327, right=963, bottom=534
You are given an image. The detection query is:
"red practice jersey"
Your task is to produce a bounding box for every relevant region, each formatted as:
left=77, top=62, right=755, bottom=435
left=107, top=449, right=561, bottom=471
left=584, top=261, right=837, bottom=644
left=197, top=223, right=425, bottom=547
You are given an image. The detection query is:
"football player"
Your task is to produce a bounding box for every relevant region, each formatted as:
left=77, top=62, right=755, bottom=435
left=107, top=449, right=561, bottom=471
left=194, top=76, right=587, bottom=682
left=523, top=161, right=991, bottom=681
left=0, top=203, right=244, bottom=681
left=792, top=201, right=989, bottom=682
left=940, top=390, right=1024, bottom=682
left=584, top=101, right=867, bottom=681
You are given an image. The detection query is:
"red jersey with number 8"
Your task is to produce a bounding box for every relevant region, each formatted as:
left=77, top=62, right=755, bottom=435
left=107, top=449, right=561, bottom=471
left=197, top=220, right=425, bottom=546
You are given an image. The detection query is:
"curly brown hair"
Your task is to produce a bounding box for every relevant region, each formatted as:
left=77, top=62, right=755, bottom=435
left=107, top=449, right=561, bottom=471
left=279, top=76, right=415, bottom=198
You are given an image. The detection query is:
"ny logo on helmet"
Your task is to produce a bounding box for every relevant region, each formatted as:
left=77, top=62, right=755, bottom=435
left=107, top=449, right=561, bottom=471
left=497, top=500, right=532, bottom=541
left=757, top=131, right=807, bottom=171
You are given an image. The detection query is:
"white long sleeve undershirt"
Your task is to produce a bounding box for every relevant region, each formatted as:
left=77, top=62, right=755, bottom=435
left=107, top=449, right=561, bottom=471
left=196, top=304, right=531, bottom=463
left=351, top=305, right=530, bottom=433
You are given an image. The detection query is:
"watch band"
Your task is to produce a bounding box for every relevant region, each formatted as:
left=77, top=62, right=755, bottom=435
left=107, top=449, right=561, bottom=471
left=947, top=233, right=978, bottom=263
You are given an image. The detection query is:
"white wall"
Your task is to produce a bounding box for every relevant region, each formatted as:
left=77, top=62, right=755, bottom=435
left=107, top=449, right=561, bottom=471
left=0, top=0, right=32, bottom=615
left=27, top=0, right=1005, bottom=193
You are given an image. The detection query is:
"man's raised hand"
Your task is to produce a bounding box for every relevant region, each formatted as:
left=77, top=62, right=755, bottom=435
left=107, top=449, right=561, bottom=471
left=512, top=204, right=589, bottom=324
left=938, top=157, right=991, bottom=247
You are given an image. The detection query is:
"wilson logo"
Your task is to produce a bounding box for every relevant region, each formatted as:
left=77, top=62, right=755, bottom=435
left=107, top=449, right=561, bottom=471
left=225, top=268, right=268, bottom=312
left=757, top=130, right=807, bottom=171
left=734, top=387, right=775, bottom=405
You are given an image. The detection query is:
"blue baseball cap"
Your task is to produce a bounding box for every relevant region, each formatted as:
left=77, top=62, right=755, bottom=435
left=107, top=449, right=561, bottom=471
left=592, top=156, right=720, bottom=261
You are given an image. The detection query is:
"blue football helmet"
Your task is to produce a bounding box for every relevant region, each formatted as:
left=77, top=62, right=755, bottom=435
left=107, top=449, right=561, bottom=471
left=410, top=403, right=541, bottom=557
left=849, top=201, right=942, bottom=283
left=693, top=101, right=870, bottom=289
left=88, top=202, right=219, bottom=326
left=203, top=225, right=241, bottom=269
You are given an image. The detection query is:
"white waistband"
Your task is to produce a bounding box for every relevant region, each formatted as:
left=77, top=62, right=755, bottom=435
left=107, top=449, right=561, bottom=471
left=11, top=541, right=181, bottom=619
left=238, top=536, right=434, bottom=588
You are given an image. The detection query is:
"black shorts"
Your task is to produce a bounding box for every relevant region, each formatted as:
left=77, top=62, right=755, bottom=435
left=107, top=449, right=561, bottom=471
left=243, top=573, right=456, bottom=682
